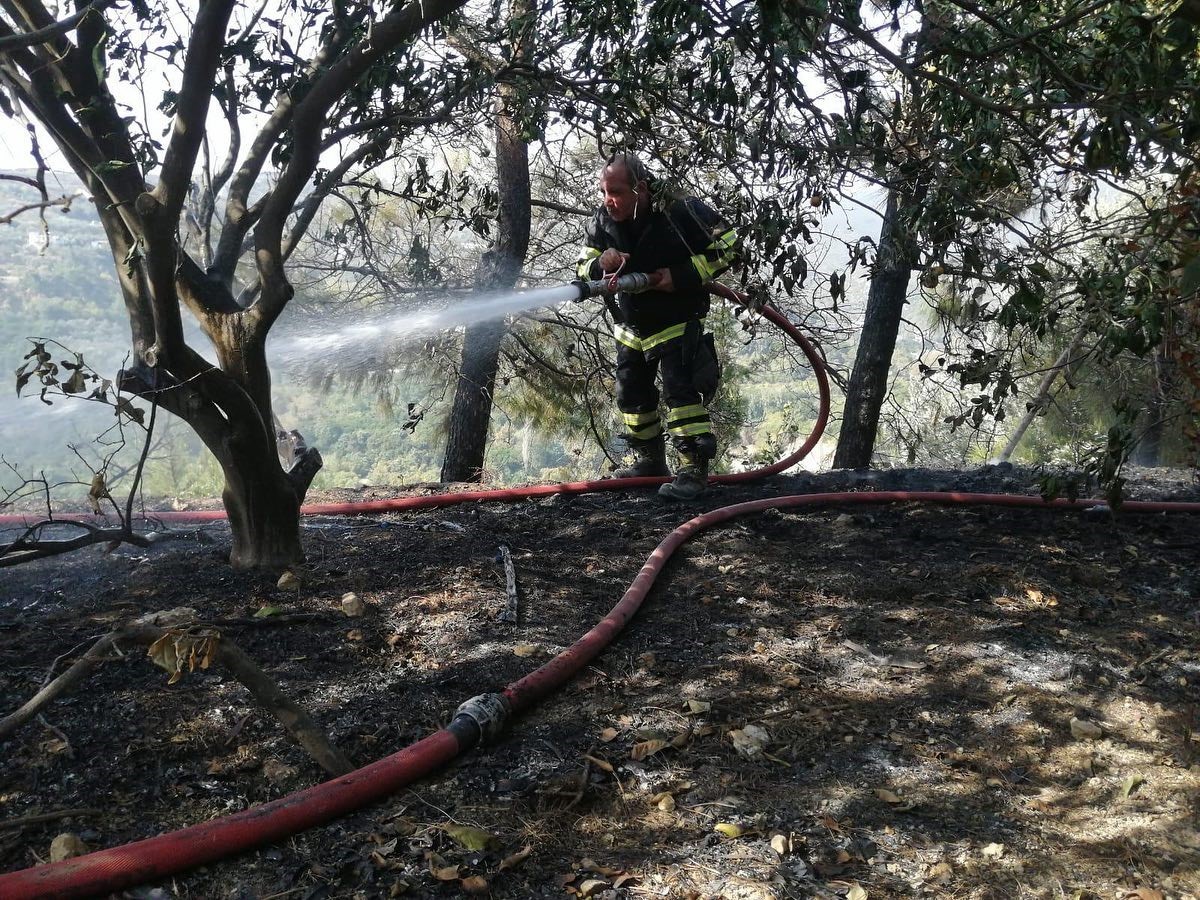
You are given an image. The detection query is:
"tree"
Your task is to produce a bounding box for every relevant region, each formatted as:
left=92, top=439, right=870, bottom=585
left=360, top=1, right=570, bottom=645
left=778, top=0, right=1200, bottom=473
left=0, top=0, right=471, bottom=567
left=441, top=0, right=535, bottom=483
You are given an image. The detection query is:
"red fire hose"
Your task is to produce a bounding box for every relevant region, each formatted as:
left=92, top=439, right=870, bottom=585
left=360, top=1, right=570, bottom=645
left=2, top=288, right=1197, bottom=898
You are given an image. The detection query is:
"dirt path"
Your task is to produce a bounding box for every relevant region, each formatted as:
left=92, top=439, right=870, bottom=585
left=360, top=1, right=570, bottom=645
left=1, top=467, right=1198, bottom=899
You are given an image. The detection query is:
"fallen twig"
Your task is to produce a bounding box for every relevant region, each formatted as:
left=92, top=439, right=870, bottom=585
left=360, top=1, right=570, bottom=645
left=208, top=612, right=340, bottom=629
left=497, top=544, right=519, bottom=623
left=213, top=640, right=353, bottom=776
left=0, top=808, right=102, bottom=831
left=0, top=619, right=353, bottom=776
left=0, top=523, right=151, bottom=568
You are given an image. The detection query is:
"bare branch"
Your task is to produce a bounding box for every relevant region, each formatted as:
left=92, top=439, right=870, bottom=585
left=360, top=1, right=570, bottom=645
left=0, top=191, right=75, bottom=225
left=251, top=0, right=472, bottom=328
left=0, top=0, right=113, bottom=52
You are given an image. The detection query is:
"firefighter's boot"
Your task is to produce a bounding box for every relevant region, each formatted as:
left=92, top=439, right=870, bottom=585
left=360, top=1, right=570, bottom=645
left=658, top=451, right=709, bottom=501
left=613, top=436, right=669, bottom=479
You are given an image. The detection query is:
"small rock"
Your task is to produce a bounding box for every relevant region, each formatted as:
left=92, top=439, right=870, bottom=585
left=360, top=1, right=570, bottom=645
left=277, top=571, right=301, bottom=590
left=578, top=879, right=609, bottom=898
left=730, top=724, right=770, bottom=758
left=49, top=833, right=88, bottom=862
left=1070, top=717, right=1103, bottom=740
left=341, top=592, right=365, bottom=617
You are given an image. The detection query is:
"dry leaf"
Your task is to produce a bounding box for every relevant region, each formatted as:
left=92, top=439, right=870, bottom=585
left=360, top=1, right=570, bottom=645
left=341, top=592, right=365, bottom=617
left=460, top=875, right=489, bottom=895
left=583, top=754, right=614, bottom=774
left=147, top=628, right=220, bottom=685
left=1070, top=717, right=1103, bottom=740
left=499, top=844, right=532, bottom=871
left=847, top=886, right=868, bottom=900
left=580, top=859, right=622, bottom=877
left=429, top=864, right=460, bottom=882
left=770, top=834, right=789, bottom=855
left=513, top=643, right=539, bottom=658
left=820, top=814, right=845, bottom=834
left=670, top=730, right=691, bottom=749
left=1128, top=890, right=1165, bottom=900
left=686, top=699, right=712, bottom=714
left=599, top=727, right=619, bottom=742
left=981, top=842, right=1005, bottom=859
left=442, top=824, right=497, bottom=851
left=277, top=571, right=301, bottom=590
left=873, top=788, right=902, bottom=804
left=578, top=879, right=609, bottom=898
left=631, top=738, right=668, bottom=761
left=926, top=861, right=953, bottom=882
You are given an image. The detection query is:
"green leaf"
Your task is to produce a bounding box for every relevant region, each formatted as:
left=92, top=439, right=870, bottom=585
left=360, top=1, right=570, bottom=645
left=442, top=824, right=497, bottom=851
left=1180, top=255, right=1200, bottom=298
left=253, top=606, right=283, bottom=618
left=91, top=32, right=108, bottom=85
left=1120, top=773, right=1145, bottom=799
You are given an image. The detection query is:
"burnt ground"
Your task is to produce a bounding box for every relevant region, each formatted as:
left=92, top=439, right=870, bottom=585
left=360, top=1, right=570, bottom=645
left=1, top=466, right=1199, bottom=900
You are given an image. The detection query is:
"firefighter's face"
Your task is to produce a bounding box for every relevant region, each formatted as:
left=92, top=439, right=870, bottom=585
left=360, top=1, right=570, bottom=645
left=600, top=167, right=646, bottom=222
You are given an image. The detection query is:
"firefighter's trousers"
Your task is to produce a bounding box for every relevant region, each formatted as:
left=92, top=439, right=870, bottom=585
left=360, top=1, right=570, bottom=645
left=613, top=319, right=719, bottom=458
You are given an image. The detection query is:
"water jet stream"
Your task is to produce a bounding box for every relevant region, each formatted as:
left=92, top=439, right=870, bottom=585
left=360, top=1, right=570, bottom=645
left=270, top=284, right=582, bottom=368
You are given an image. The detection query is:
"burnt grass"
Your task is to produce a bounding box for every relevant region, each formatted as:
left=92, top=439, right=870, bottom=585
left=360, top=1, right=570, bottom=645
left=1, top=466, right=1199, bottom=900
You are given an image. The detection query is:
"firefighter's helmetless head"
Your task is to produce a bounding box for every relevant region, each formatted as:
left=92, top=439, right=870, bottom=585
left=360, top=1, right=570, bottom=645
left=600, top=152, right=651, bottom=222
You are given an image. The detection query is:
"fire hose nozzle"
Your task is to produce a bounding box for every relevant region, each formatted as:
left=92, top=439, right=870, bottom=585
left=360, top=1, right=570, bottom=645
left=573, top=271, right=662, bottom=300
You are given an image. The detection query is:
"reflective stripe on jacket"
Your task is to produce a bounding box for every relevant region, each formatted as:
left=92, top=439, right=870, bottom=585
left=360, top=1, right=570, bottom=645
left=575, top=196, right=736, bottom=337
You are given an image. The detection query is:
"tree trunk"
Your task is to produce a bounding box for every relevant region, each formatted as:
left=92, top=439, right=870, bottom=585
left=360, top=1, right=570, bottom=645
left=124, top=319, right=318, bottom=571
left=194, top=317, right=316, bottom=568
left=221, top=453, right=305, bottom=570
left=1132, top=349, right=1172, bottom=466
left=440, top=0, right=533, bottom=483
left=996, top=322, right=1091, bottom=463
left=442, top=319, right=511, bottom=482
left=833, top=191, right=916, bottom=469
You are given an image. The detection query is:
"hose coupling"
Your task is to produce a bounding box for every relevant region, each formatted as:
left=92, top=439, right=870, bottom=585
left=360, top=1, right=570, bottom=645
left=453, top=692, right=511, bottom=744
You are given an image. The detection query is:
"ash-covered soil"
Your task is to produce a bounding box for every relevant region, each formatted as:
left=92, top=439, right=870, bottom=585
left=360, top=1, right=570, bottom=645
left=1, top=465, right=1198, bottom=899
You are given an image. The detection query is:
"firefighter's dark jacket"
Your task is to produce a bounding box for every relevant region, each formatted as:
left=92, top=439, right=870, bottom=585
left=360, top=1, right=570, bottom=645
left=576, top=196, right=736, bottom=338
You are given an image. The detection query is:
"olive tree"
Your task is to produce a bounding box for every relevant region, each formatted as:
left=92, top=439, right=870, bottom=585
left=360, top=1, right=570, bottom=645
left=0, top=0, right=471, bottom=567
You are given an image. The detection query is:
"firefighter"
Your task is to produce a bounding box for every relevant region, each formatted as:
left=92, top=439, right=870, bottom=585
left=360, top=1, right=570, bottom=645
left=576, top=152, right=737, bottom=500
